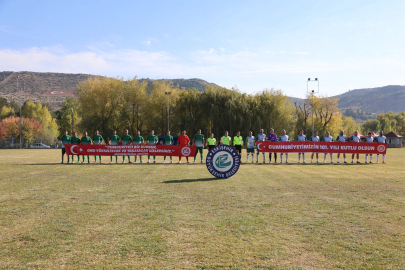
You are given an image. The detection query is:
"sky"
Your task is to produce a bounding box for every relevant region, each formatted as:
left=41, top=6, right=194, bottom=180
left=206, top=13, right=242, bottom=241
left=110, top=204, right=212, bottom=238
left=0, top=0, right=404, bottom=98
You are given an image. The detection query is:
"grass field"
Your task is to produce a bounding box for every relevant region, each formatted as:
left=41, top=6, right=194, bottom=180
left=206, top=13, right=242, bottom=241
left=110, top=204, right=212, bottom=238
left=0, top=149, right=404, bottom=269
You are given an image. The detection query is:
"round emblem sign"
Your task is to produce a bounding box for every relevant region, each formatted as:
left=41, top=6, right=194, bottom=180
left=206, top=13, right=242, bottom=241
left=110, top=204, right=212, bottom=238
left=377, top=145, right=386, bottom=153
left=181, top=147, right=191, bottom=156
left=206, top=145, right=241, bottom=178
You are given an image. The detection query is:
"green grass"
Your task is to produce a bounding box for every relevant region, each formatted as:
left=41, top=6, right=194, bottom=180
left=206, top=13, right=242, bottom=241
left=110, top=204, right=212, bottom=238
left=0, top=149, right=404, bottom=269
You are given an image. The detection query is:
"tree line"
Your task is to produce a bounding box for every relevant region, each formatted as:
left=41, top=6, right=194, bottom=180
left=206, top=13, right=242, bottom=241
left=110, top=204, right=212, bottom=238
left=1, top=76, right=405, bottom=146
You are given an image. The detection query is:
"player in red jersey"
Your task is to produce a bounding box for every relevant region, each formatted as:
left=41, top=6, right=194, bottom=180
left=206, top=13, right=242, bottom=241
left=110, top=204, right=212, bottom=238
left=177, top=130, right=191, bottom=163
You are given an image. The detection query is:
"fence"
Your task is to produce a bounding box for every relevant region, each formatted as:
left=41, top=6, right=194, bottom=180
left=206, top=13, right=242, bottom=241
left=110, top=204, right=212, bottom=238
left=0, top=138, right=60, bottom=149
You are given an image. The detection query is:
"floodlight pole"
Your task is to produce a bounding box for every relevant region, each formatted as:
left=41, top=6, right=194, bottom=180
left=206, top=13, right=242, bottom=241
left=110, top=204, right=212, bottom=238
left=307, top=78, right=319, bottom=137
left=165, top=92, right=171, bottom=131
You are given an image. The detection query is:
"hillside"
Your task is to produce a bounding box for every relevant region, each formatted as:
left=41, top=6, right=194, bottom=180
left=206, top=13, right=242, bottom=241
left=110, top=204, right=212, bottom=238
left=0, top=72, right=219, bottom=110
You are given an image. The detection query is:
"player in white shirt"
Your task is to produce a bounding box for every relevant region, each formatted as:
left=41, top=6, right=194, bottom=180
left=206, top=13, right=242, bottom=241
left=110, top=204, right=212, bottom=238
left=375, top=131, right=387, bottom=164
left=256, top=129, right=267, bottom=163
left=295, top=130, right=307, bottom=163
left=245, top=131, right=256, bottom=163
left=321, top=131, right=335, bottom=163
left=278, top=129, right=290, bottom=163
left=350, top=130, right=361, bottom=163
left=310, top=131, right=320, bottom=163
left=363, top=132, right=375, bottom=163
left=336, top=130, right=348, bottom=163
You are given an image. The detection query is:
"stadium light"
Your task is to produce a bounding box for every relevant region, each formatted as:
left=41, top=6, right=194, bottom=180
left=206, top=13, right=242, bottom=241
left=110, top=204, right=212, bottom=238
left=307, top=78, right=320, bottom=137
left=165, top=92, right=171, bottom=131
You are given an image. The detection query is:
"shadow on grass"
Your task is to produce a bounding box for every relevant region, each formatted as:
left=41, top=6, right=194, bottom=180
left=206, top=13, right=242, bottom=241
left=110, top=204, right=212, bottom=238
left=162, top=177, right=221, bottom=184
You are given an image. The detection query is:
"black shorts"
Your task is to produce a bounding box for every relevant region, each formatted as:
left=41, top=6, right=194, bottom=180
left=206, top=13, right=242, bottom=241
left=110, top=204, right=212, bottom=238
left=235, top=145, right=242, bottom=154
left=208, top=145, right=216, bottom=151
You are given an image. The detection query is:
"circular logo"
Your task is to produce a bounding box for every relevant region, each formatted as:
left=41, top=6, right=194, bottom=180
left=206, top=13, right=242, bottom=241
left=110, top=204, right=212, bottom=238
left=181, top=147, right=191, bottom=156
left=377, top=145, right=386, bottom=153
left=206, top=145, right=241, bottom=178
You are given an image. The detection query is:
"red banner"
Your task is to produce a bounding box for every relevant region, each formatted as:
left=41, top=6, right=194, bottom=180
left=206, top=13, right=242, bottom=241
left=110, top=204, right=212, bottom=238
left=65, top=144, right=196, bottom=156
left=256, top=141, right=387, bottom=154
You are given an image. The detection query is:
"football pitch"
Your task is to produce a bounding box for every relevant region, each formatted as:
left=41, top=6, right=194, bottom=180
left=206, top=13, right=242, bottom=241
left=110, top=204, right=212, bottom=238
left=0, top=149, right=404, bottom=269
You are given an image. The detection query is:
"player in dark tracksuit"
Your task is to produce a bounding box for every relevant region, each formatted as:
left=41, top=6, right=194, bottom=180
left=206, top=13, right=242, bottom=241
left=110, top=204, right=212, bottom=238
left=266, top=128, right=278, bottom=163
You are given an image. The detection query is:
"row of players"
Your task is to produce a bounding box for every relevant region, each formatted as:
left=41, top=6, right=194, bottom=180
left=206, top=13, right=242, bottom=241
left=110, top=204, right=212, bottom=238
left=60, top=129, right=387, bottom=164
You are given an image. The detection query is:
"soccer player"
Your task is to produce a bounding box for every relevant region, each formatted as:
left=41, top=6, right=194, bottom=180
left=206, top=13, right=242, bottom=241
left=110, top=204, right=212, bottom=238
left=296, top=129, right=306, bottom=163
left=109, top=130, right=120, bottom=164
left=70, top=132, right=81, bottom=163
left=310, top=131, right=320, bottom=163
left=245, top=131, right=255, bottom=163
left=266, top=128, right=277, bottom=163
left=363, top=132, right=375, bottom=163
left=81, top=132, right=92, bottom=163
left=375, top=131, right=387, bottom=164
left=321, top=131, right=335, bottom=163
left=133, top=131, right=144, bottom=163
left=61, top=130, right=71, bottom=164
left=350, top=130, right=361, bottom=163
left=233, top=131, right=243, bottom=158
left=220, top=131, right=232, bottom=146
left=256, top=129, right=266, bottom=163
left=193, top=129, right=205, bottom=163
left=206, top=133, right=216, bottom=151
left=163, top=130, right=174, bottom=163
left=92, top=130, right=104, bottom=163
left=177, top=130, right=190, bottom=163
left=278, top=129, right=290, bottom=163
left=147, top=130, right=158, bottom=163
left=336, top=130, right=348, bottom=163
left=121, top=129, right=133, bottom=163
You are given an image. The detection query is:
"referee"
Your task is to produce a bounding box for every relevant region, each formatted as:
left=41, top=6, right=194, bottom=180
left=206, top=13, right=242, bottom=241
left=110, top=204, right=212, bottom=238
left=233, top=131, right=243, bottom=157
left=207, top=133, right=216, bottom=151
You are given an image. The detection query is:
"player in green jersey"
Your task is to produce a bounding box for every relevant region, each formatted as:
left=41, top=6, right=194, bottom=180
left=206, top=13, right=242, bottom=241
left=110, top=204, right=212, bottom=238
left=193, top=129, right=205, bottom=163
left=147, top=130, right=158, bottom=163
left=163, top=130, right=174, bottom=163
left=121, top=129, right=133, bottom=163
left=60, top=130, right=71, bottom=164
left=109, top=130, right=120, bottom=163
left=70, top=132, right=81, bottom=163
left=220, top=131, right=232, bottom=145
left=92, top=130, right=104, bottom=163
left=206, top=133, right=216, bottom=151
left=80, top=132, right=92, bottom=163
left=233, top=131, right=243, bottom=158
left=133, top=131, right=144, bottom=163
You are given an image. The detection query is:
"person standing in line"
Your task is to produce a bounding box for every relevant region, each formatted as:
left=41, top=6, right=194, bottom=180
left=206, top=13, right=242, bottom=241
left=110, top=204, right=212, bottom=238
left=206, top=133, right=216, bottom=151
left=296, top=129, right=307, bottom=164
left=245, top=131, right=255, bottom=163
left=321, top=131, right=335, bottom=163
left=363, top=132, right=375, bottom=163
left=92, top=130, right=104, bottom=163
left=121, top=129, right=133, bottom=163
left=61, top=130, right=71, bottom=164
left=193, top=129, right=205, bottom=163
left=80, top=132, right=92, bottom=164
left=177, top=130, right=190, bottom=163
left=220, top=131, right=232, bottom=146
left=147, top=130, right=158, bottom=163
left=278, top=129, right=290, bottom=163
left=163, top=130, right=174, bottom=163
left=256, top=129, right=266, bottom=163
left=350, top=130, right=361, bottom=163
left=233, top=131, right=243, bottom=158
left=70, top=132, right=81, bottom=163
left=133, top=131, right=145, bottom=163
left=109, top=130, right=120, bottom=164
left=375, top=131, right=387, bottom=164
left=336, top=130, right=348, bottom=164
left=310, top=131, right=320, bottom=163
left=266, top=128, right=277, bottom=163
